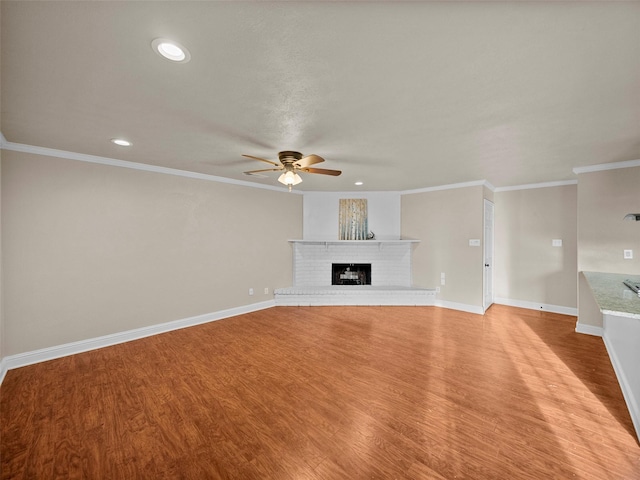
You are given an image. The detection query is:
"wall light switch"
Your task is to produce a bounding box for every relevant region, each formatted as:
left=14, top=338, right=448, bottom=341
left=624, top=250, right=633, bottom=259
left=440, top=272, right=446, bottom=286
left=469, top=239, right=481, bottom=247
left=552, top=239, right=563, bottom=247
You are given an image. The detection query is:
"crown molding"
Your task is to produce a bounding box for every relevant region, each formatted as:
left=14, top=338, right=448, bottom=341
left=483, top=180, right=496, bottom=192
left=0, top=136, right=494, bottom=195
left=401, top=179, right=493, bottom=195
left=0, top=136, right=302, bottom=195
left=573, top=159, right=640, bottom=175
left=4, top=133, right=619, bottom=195
left=494, top=179, right=578, bottom=192
left=302, top=190, right=401, bottom=196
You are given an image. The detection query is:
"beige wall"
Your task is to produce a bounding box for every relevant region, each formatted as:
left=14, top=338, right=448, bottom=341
left=1, top=2, right=4, bottom=363
left=577, top=166, right=640, bottom=328
left=578, top=166, right=640, bottom=274
left=401, top=186, right=484, bottom=308
left=5, top=149, right=634, bottom=357
left=494, top=185, right=578, bottom=308
left=2, top=150, right=302, bottom=356
left=0, top=148, right=3, bottom=362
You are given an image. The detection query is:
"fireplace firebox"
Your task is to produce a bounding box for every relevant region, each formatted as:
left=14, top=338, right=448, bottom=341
left=332, top=263, right=371, bottom=286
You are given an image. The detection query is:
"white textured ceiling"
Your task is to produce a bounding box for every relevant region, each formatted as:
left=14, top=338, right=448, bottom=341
left=2, top=1, right=639, bottom=191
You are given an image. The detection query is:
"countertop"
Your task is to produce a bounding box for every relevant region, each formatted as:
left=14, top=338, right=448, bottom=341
left=583, top=271, right=640, bottom=319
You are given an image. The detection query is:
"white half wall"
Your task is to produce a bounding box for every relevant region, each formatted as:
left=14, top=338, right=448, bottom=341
left=603, top=313, right=640, bottom=443
left=303, top=191, right=401, bottom=240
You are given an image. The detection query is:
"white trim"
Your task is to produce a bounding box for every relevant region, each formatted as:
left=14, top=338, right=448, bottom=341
left=483, top=180, right=496, bottom=192
left=288, top=239, right=419, bottom=245
left=573, top=158, right=640, bottom=175
left=494, top=180, right=578, bottom=192
left=0, top=138, right=300, bottom=194
left=574, top=322, right=603, bottom=337
left=0, top=358, right=8, bottom=385
left=274, top=287, right=436, bottom=306
left=434, top=300, right=484, bottom=315
left=495, top=297, right=578, bottom=316
left=303, top=190, right=401, bottom=196
left=310, top=180, right=496, bottom=196
left=603, top=332, right=640, bottom=442
left=6, top=134, right=618, bottom=196
left=483, top=199, right=495, bottom=312
left=274, top=296, right=435, bottom=306
left=0, top=300, right=275, bottom=382
left=401, top=180, right=492, bottom=196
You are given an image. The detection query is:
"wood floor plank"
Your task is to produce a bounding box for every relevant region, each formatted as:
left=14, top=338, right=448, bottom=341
left=2, top=305, right=639, bottom=479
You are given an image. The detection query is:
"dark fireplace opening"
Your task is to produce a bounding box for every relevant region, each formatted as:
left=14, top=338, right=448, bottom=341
left=332, top=263, right=371, bottom=286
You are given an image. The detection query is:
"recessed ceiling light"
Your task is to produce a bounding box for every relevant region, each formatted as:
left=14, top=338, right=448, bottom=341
left=355, top=181, right=364, bottom=186
left=111, top=138, right=131, bottom=147
left=152, top=38, right=191, bottom=63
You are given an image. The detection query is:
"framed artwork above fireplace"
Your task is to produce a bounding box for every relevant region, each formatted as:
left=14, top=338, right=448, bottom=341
left=339, top=199, right=368, bottom=240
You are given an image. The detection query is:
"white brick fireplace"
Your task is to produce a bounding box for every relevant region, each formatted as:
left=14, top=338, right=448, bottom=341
left=291, top=240, right=416, bottom=287
left=274, top=239, right=436, bottom=306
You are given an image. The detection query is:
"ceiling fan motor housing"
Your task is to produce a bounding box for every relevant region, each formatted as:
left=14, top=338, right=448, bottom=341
left=279, top=151, right=303, bottom=165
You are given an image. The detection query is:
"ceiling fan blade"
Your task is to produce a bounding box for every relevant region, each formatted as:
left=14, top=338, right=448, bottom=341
left=300, top=167, right=342, bottom=176
left=242, top=154, right=280, bottom=167
left=294, top=154, right=324, bottom=169
left=243, top=168, right=283, bottom=175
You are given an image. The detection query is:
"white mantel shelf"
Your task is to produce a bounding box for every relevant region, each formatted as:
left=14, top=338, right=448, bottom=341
left=288, top=239, right=420, bottom=244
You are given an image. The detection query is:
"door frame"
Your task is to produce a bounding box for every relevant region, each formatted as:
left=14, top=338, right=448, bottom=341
left=483, top=199, right=495, bottom=312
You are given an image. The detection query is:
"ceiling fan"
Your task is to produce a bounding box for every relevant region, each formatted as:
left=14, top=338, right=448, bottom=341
left=243, top=151, right=341, bottom=191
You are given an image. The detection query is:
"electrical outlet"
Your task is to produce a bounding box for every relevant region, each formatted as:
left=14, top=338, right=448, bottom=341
left=264, top=287, right=269, bottom=295
left=435, top=286, right=441, bottom=293
left=552, top=239, right=563, bottom=247
left=440, top=272, right=446, bottom=286
left=248, top=288, right=254, bottom=296
left=624, top=250, right=633, bottom=259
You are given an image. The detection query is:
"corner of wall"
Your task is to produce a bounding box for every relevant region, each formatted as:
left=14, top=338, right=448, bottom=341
left=0, top=146, right=4, bottom=382
left=401, top=185, right=485, bottom=310
left=577, top=272, right=604, bottom=329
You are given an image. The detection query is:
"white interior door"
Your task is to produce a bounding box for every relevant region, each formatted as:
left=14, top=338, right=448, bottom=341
left=483, top=199, right=495, bottom=312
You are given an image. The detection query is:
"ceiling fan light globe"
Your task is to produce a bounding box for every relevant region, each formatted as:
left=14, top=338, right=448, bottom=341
left=278, top=171, right=303, bottom=186
left=278, top=172, right=291, bottom=185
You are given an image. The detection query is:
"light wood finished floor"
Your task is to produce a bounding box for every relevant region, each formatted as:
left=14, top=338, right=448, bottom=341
left=1, top=305, right=639, bottom=479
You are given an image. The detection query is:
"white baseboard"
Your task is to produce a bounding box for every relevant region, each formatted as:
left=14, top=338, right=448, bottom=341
left=0, top=300, right=275, bottom=384
left=603, top=332, right=640, bottom=443
left=495, top=297, right=578, bottom=316
left=0, top=358, right=8, bottom=386
left=434, top=300, right=484, bottom=315
left=575, top=322, right=604, bottom=337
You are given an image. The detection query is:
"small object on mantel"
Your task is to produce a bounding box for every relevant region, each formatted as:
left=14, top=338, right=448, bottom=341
left=367, top=231, right=375, bottom=240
